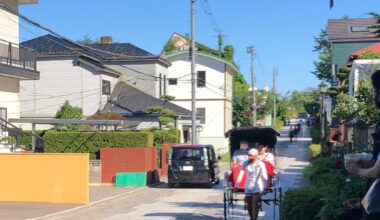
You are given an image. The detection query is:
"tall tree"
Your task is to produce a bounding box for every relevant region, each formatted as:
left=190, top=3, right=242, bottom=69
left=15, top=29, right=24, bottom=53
left=232, top=72, right=250, bottom=126
left=312, top=29, right=332, bottom=82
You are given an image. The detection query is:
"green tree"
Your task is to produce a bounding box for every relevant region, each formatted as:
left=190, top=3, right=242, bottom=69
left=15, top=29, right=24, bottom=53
left=333, top=93, right=356, bottom=123
left=312, top=29, right=332, bottom=82
left=223, top=45, right=234, bottom=61
left=146, top=106, right=176, bottom=128
left=232, top=72, right=251, bottom=126
left=55, top=101, right=83, bottom=130
left=163, top=41, right=175, bottom=53
left=369, top=12, right=380, bottom=38
left=355, top=79, right=378, bottom=126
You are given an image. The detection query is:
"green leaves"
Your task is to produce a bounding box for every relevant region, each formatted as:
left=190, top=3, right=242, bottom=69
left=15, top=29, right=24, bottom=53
left=312, top=29, right=332, bottom=82
left=55, top=101, right=83, bottom=131
left=334, top=79, right=379, bottom=126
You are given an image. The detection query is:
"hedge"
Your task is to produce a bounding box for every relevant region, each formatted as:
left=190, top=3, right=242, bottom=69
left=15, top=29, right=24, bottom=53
left=310, top=126, right=321, bottom=144
left=309, top=144, right=321, bottom=158
left=43, top=131, right=154, bottom=159
left=280, top=185, right=323, bottom=220
left=141, top=128, right=180, bottom=146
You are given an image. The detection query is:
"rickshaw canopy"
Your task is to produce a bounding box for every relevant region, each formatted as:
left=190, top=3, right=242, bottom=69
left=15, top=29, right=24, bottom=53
left=225, top=126, right=280, bottom=156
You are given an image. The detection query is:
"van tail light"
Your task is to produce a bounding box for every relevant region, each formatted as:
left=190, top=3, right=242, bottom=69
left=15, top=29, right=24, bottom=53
left=168, top=159, right=172, bottom=166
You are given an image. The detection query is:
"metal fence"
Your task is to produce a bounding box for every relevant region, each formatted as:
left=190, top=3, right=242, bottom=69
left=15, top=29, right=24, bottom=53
left=0, top=40, right=37, bottom=71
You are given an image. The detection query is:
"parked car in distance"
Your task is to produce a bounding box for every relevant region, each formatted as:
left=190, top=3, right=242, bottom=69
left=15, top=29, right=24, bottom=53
left=168, top=144, right=221, bottom=188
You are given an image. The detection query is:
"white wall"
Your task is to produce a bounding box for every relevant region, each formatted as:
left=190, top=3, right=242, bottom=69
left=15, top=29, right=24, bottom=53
left=107, top=62, right=158, bottom=98
left=20, top=57, right=118, bottom=118
left=166, top=54, right=226, bottom=100
left=155, top=62, right=169, bottom=97
left=0, top=0, right=19, bottom=45
left=165, top=53, right=235, bottom=149
left=349, top=59, right=380, bottom=96
left=0, top=76, right=20, bottom=119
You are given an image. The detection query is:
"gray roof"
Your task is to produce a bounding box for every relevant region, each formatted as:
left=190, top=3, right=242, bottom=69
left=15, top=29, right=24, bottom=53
left=327, top=18, right=379, bottom=42
left=21, top=34, right=157, bottom=60
left=103, top=82, right=192, bottom=117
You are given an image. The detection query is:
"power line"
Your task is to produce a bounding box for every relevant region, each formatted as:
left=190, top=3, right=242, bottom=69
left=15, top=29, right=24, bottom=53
left=0, top=2, right=161, bottom=81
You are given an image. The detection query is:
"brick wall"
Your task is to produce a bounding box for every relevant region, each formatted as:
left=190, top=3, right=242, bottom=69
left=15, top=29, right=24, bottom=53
left=161, top=143, right=174, bottom=176
left=100, top=148, right=157, bottom=184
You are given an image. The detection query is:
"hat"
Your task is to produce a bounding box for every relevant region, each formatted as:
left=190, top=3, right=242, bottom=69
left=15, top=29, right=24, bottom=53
left=248, top=148, right=258, bottom=156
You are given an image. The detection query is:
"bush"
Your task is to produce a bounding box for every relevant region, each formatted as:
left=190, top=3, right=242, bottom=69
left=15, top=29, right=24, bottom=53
left=309, top=144, right=321, bottom=158
left=310, top=126, right=321, bottom=144
left=280, top=185, right=323, bottom=220
left=302, top=157, right=335, bottom=183
left=19, top=130, right=45, bottom=150
left=141, top=128, right=180, bottom=146
left=44, top=131, right=154, bottom=159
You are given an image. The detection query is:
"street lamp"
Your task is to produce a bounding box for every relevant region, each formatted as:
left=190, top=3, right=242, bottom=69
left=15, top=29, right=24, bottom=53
left=319, top=82, right=327, bottom=150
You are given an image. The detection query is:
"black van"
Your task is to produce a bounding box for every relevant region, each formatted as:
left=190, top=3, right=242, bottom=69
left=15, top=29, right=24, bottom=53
left=168, top=144, right=220, bottom=188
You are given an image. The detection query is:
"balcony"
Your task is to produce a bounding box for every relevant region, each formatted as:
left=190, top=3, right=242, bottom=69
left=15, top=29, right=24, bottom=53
left=0, top=39, right=39, bottom=80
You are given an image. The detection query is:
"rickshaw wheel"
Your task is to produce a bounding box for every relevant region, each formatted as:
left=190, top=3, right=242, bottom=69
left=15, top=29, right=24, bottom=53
left=223, top=190, right=229, bottom=219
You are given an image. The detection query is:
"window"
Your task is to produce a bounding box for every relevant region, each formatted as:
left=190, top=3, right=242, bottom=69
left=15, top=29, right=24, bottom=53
left=102, top=80, right=111, bottom=95
left=350, top=26, right=369, bottom=32
left=197, top=71, right=206, bottom=87
left=196, top=108, right=206, bottom=124
left=168, top=78, right=178, bottom=85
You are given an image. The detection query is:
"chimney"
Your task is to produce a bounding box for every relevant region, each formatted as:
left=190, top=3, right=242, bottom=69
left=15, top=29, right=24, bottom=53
left=100, top=36, right=113, bottom=44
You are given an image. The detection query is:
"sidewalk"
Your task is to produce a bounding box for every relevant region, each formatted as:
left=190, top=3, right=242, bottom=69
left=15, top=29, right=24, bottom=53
left=0, top=186, right=143, bottom=220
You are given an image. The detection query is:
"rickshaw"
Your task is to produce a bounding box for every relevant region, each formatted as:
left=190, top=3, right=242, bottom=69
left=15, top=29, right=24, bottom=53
left=223, top=126, right=282, bottom=219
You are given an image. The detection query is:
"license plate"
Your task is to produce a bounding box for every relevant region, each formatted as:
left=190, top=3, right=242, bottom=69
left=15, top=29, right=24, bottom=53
left=183, top=166, right=193, bottom=171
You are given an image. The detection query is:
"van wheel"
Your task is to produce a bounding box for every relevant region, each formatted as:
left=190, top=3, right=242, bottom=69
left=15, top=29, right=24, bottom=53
left=168, top=183, right=175, bottom=188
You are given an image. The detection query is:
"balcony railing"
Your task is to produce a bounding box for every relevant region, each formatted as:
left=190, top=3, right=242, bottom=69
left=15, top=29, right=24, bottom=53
left=0, top=39, right=37, bottom=72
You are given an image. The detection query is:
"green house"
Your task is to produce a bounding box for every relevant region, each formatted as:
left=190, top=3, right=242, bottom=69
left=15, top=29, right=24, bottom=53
left=327, top=18, right=380, bottom=69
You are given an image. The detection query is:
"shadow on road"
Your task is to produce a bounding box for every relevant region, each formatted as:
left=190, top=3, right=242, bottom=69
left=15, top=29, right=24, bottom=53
left=144, top=212, right=221, bottom=219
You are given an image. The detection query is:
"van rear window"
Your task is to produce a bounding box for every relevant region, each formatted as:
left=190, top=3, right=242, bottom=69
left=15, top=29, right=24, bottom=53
left=171, top=148, right=205, bottom=161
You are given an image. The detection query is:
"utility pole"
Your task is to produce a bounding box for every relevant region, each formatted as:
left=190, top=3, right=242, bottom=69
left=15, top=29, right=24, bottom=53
left=247, top=46, right=256, bottom=126
left=272, top=68, right=278, bottom=128
left=191, top=0, right=197, bottom=145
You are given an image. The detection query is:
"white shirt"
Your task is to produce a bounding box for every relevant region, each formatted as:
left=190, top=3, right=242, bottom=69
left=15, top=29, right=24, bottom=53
left=237, top=160, right=268, bottom=195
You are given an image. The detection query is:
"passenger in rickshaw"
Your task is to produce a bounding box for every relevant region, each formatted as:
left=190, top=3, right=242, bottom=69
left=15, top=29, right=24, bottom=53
left=258, top=143, right=275, bottom=189
left=232, top=140, right=249, bottom=166
left=235, top=148, right=268, bottom=220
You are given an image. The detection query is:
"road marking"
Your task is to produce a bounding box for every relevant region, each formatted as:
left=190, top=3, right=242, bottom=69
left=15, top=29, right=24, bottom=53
left=27, top=182, right=164, bottom=220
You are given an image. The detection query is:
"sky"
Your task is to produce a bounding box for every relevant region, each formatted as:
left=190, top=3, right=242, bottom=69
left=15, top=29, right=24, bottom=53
left=18, top=0, right=379, bottom=95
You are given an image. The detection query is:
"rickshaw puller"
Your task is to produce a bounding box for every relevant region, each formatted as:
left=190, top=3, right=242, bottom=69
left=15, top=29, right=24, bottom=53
left=235, top=148, right=268, bottom=220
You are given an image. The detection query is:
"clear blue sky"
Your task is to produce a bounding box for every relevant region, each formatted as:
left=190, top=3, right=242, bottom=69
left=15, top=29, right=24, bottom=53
left=19, top=0, right=378, bottom=95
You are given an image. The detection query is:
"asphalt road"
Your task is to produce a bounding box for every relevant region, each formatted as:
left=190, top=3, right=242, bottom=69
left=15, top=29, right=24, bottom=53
left=27, top=122, right=310, bottom=220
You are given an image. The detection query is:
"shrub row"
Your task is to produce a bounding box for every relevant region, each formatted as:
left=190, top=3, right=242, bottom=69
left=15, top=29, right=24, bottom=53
left=43, top=131, right=154, bottom=159
left=141, top=128, right=180, bottom=146
left=281, top=157, right=366, bottom=220
left=310, top=126, right=321, bottom=144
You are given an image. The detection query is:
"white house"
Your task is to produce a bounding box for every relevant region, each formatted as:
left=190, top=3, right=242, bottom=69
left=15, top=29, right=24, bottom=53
left=0, top=0, right=39, bottom=120
left=19, top=34, right=120, bottom=129
left=0, top=0, right=39, bottom=151
left=162, top=33, right=238, bottom=150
